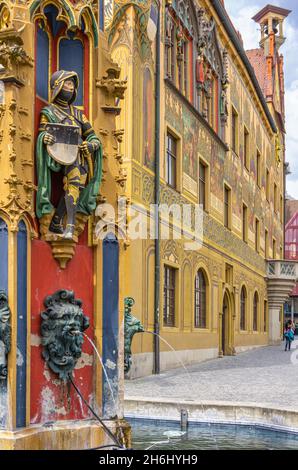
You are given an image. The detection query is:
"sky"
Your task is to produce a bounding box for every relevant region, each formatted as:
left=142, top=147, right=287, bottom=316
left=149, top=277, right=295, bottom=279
left=224, top=0, right=298, bottom=199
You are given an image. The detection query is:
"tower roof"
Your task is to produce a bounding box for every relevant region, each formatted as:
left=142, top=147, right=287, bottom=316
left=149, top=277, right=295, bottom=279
left=252, top=5, right=292, bottom=23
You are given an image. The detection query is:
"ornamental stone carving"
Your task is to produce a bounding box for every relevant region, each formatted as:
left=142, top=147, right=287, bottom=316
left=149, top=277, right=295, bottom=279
left=0, top=291, right=11, bottom=380
left=41, top=290, right=90, bottom=382
left=124, top=297, right=144, bottom=373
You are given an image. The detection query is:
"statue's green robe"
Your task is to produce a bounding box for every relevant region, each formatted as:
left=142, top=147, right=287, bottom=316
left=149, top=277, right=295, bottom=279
left=36, top=105, right=102, bottom=219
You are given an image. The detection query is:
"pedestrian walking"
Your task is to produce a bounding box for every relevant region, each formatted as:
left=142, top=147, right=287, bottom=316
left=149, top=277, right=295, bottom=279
left=284, top=321, right=295, bottom=351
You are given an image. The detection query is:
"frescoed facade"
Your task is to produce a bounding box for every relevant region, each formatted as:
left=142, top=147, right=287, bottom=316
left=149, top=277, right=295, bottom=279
left=285, top=203, right=298, bottom=331
left=112, top=0, right=294, bottom=379
left=0, top=0, right=296, bottom=449
left=0, top=0, right=131, bottom=450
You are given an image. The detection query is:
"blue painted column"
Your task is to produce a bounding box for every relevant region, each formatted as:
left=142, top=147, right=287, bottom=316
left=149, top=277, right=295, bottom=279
left=99, top=0, right=105, bottom=31
left=0, top=218, right=8, bottom=428
left=102, top=233, right=119, bottom=418
left=16, top=221, right=27, bottom=428
left=0, top=218, right=8, bottom=292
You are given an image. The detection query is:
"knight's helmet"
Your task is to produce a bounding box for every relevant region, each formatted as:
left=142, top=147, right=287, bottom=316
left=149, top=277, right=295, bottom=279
left=50, top=70, right=79, bottom=104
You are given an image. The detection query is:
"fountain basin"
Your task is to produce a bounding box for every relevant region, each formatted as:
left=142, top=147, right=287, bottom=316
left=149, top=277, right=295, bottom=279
left=125, top=397, right=298, bottom=435
left=128, top=417, right=298, bottom=450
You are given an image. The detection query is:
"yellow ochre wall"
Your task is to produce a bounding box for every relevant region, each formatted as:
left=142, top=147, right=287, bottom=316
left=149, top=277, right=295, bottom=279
left=113, top=0, right=285, bottom=378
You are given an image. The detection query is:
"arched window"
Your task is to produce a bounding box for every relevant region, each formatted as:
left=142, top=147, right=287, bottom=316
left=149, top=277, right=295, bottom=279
left=34, top=3, right=90, bottom=111
left=36, top=24, right=50, bottom=101
left=165, top=2, right=195, bottom=100
left=196, top=47, right=220, bottom=133
left=59, top=32, right=85, bottom=106
left=194, top=269, right=207, bottom=328
left=253, top=292, right=259, bottom=332
left=240, top=286, right=247, bottom=331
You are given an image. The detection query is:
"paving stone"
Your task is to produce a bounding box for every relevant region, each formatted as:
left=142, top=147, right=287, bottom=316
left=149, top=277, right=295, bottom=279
left=125, top=345, right=298, bottom=409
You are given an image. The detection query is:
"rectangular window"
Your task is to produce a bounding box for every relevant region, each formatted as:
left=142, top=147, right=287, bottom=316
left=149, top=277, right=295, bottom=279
left=256, top=150, right=261, bottom=188
left=280, top=246, right=283, bottom=259
left=231, top=107, right=238, bottom=154
left=273, top=238, right=277, bottom=259
left=163, top=265, right=176, bottom=327
left=224, top=185, right=231, bottom=230
left=225, top=264, right=233, bottom=285
left=243, top=204, right=248, bottom=243
left=266, top=169, right=270, bottom=201
left=199, top=161, right=207, bottom=211
left=255, top=218, right=260, bottom=253
left=280, top=195, right=283, bottom=222
left=244, top=127, right=250, bottom=170
left=274, top=184, right=278, bottom=213
left=166, top=132, right=177, bottom=188
left=265, top=229, right=269, bottom=259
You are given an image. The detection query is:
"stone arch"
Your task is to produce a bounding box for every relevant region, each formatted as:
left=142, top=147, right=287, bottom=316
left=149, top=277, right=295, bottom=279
left=30, top=0, right=76, bottom=27
left=78, top=6, right=99, bottom=47
left=253, top=290, right=260, bottom=332
left=194, top=263, right=211, bottom=330
left=239, top=283, right=248, bottom=332
left=221, top=287, right=235, bottom=356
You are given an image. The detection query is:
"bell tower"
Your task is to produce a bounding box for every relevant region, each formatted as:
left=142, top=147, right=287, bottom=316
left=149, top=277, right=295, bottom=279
left=252, top=4, right=291, bottom=54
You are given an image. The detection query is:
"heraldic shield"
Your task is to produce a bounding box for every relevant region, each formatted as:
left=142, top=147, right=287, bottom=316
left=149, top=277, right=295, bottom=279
left=45, top=123, right=81, bottom=165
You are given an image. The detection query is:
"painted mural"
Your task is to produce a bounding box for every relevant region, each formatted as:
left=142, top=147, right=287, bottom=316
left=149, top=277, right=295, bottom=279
left=165, top=86, right=225, bottom=201
left=143, top=66, right=155, bottom=170
left=183, top=113, right=198, bottom=182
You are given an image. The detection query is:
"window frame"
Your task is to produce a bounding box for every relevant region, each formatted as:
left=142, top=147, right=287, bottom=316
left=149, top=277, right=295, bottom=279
left=242, top=203, right=248, bottom=243
left=194, top=269, right=208, bottom=329
left=280, top=194, right=283, bottom=223
left=255, top=217, right=260, bottom=253
left=231, top=106, right=239, bottom=155
left=163, top=264, right=177, bottom=328
left=274, top=183, right=278, bottom=213
left=273, top=238, right=277, bottom=259
left=240, top=286, right=247, bottom=332
left=253, top=292, right=259, bottom=332
left=166, top=131, right=178, bottom=189
left=199, top=159, right=210, bottom=212
left=265, top=228, right=269, bottom=259
left=244, top=126, right=250, bottom=170
left=224, top=184, right=232, bottom=230
left=266, top=168, right=270, bottom=202
left=256, top=149, right=261, bottom=188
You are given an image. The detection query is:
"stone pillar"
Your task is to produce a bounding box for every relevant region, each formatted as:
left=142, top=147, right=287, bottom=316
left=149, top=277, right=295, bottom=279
left=268, top=306, right=282, bottom=345
left=267, top=261, right=298, bottom=344
left=279, top=20, right=284, bottom=38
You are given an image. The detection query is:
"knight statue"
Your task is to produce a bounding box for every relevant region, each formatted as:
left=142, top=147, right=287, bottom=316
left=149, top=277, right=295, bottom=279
left=36, top=70, right=102, bottom=239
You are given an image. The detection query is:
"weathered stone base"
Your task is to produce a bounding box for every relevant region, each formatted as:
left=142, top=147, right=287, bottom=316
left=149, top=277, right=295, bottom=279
left=0, top=419, right=131, bottom=450
left=234, top=344, right=266, bottom=354
left=125, top=398, right=298, bottom=434
left=126, top=348, right=219, bottom=379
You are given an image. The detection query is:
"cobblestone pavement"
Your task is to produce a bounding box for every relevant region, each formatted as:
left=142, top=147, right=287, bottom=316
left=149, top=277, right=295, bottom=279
left=125, top=345, right=298, bottom=409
